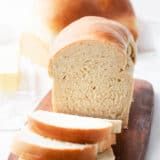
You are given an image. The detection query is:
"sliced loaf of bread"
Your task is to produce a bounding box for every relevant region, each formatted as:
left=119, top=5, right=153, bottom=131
left=28, top=110, right=112, bottom=143
left=11, top=129, right=97, bottom=160
left=49, top=16, right=136, bottom=127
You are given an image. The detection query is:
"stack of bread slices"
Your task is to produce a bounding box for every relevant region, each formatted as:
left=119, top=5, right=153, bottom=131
left=11, top=110, right=122, bottom=160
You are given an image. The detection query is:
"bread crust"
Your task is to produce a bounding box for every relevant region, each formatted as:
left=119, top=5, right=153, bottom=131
left=11, top=135, right=97, bottom=160
left=49, top=16, right=136, bottom=77
left=98, top=134, right=116, bottom=153
left=37, top=0, right=138, bottom=40
left=28, top=115, right=112, bottom=144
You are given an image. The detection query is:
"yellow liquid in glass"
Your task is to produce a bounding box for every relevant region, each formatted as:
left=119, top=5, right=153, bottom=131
left=0, top=42, right=20, bottom=92
left=0, top=73, right=20, bottom=92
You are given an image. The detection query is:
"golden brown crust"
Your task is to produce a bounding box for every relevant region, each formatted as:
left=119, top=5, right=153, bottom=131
left=11, top=136, right=97, bottom=160
left=38, top=0, right=138, bottom=40
left=49, top=16, right=136, bottom=76
left=115, top=15, right=138, bottom=41
left=111, top=134, right=116, bottom=145
left=28, top=115, right=112, bottom=144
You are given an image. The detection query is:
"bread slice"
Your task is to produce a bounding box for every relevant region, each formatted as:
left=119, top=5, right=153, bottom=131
left=98, top=134, right=116, bottom=153
left=18, top=148, right=115, bottom=160
left=49, top=16, right=136, bottom=127
left=98, top=148, right=115, bottom=160
left=107, top=120, right=122, bottom=133
left=11, top=129, right=97, bottom=160
left=28, top=110, right=112, bottom=143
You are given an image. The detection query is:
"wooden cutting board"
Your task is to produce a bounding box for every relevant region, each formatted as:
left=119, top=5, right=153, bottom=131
left=8, top=79, right=154, bottom=160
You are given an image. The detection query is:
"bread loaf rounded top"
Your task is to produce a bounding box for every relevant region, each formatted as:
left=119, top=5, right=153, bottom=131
left=49, top=16, right=136, bottom=76
left=37, top=0, right=138, bottom=40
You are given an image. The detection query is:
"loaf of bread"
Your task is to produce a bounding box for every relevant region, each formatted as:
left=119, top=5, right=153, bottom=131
left=49, top=16, right=136, bottom=127
left=37, top=0, right=138, bottom=40
left=11, top=129, right=97, bottom=160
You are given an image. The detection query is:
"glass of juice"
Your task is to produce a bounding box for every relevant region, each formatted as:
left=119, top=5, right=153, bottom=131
left=0, top=24, right=20, bottom=92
